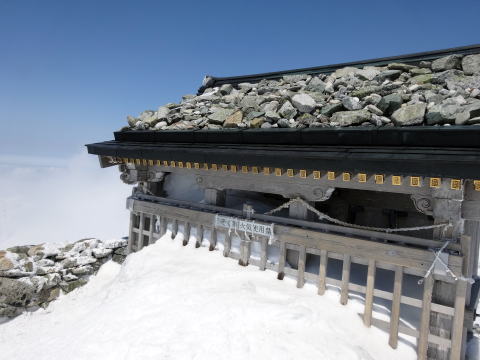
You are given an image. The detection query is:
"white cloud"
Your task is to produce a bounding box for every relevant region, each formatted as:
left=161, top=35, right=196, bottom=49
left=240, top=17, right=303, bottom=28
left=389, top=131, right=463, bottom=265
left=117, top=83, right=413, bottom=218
left=0, top=152, right=131, bottom=249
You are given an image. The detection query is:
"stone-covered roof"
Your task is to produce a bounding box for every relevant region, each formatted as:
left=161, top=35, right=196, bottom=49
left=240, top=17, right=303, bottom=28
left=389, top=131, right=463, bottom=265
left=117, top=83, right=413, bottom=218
left=124, top=53, right=480, bottom=131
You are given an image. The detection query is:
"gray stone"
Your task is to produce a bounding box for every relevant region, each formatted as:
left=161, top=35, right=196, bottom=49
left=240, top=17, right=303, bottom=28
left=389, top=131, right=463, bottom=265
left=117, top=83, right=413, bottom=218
left=207, top=108, right=235, bottom=125
left=283, top=74, right=308, bottom=83
left=387, top=63, right=416, bottom=71
left=377, top=93, right=403, bottom=115
left=376, top=70, right=402, bottom=81
left=278, top=101, right=297, bottom=119
left=305, top=77, right=326, bottom=92
left=462, top=54, right=480, bottom=75
left=265, top=111, right=281, bottom=122
left=60, top=278, right=88, bottom=293
left=409, top=74, right=433, bottom=84
left=333, top=67, right=359, bottom=78
left=0, top=277, right=36, bottom=306
left=291, top=94, right=316, bottom=113
left=410, top=68, right=432, bottom=75
left=223, top=110, right=243, bottom=128
left=321, top=103, right=344, bottom=116
left=277, top=119, right=290, bottom=128
left=156, top=106, right=170, bottom=120
left=426, top=103, right=462, bottom=125
left=365, top=104, right=383, bottom=116
left=356, top=67, right=380, bottom=81
left=0, top=304, right=23, bottom=317
left=432, top=55, right=462, bottom=72
left=296, top=113, right=316, bottom=126
left=250, top=117, right=265, bottom=128
left=112, top=254, right=127, bottom=264
left=43, top=273, right=61, bottom=289
left=219, top=84, right=233, bottom=95
left=240, top=95, right=259, bottom=109
left=0, top=256, right=15, bottom=271
left=27, top=245, right=44, bottom=258
left=391, top=103, right=427, bottom=126
left=341, top=96, right=362, bottom=110
left=351, top=86, right=382, bottom=99
left=92, top=248, right=113, bottom=259
left=331, top=109, right=371, bottom=127
left=127, top=115, right=137, bottom=127
left=262, top=101, right=279, bottom=113
left=6, top=246, right=30, bottom=255
left=245, top=110, right=264, bottom=121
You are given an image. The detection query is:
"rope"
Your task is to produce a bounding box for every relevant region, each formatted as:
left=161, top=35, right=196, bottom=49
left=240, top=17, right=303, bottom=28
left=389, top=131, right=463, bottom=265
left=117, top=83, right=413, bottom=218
left=418, top=241, right=475, bottom=285
left=264, top=197, right=450, bottom=233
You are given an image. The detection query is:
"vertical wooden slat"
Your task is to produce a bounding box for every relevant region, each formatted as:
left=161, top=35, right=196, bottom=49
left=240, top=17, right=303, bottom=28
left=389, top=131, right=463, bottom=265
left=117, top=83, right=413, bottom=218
left=195, top=224, right=203, bottom=248
left=223, top=231, right=232, bottom=257
left=160, top=216, right=168, bottom=237
left=318, top=249, right=328, bottom=295
left=363, top=259, right=376, bottom=327
left=127, top=212, right=136, bottom=254
left=389, top=266, right=403, bottom=349
left=171, top=218, right=178, bottom=239
left=259, top=238, right=267, bottom=271
left=148, top=214, right=155, bottom=245
left=277, top=241, right=286, bottom=280
left=417, top=273, right=434, bottom=360
left=137, top=212, right=145, bottom=251
left=340, top=254, right=351, bottom=305
left=183, top=221, right=191, bottom=246
left=209, top=228, right=217, bottom=251
left=450, top=279, right=468, bottom=360
left=297, top=246, right=306, bottom=288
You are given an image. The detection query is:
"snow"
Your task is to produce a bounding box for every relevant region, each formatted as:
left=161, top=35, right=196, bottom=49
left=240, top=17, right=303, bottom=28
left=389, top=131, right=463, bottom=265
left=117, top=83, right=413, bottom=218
left=0, top=231, right=417, bottom=360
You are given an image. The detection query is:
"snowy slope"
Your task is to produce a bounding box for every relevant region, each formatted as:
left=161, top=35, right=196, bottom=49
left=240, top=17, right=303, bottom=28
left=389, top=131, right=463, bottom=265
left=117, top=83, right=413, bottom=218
left=0, top=231, right=416, bottom=360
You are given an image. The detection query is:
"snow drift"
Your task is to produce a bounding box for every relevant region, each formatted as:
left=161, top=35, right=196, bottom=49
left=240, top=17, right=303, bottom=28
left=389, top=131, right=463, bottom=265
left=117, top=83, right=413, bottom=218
left=0, top=230, right=417, bottom=360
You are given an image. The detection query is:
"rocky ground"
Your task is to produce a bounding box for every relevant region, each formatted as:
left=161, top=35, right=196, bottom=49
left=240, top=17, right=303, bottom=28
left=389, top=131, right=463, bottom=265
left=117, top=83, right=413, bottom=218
left=124, top=53, right=480, bottom=130
left=0, top=238, right=127, bottom=319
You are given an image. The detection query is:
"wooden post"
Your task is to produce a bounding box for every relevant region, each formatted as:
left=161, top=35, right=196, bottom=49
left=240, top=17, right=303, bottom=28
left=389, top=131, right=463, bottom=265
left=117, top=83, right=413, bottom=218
left=137, top=212, right=145, bottom=251
left=223, top=231, right=232, bottom=257
left=127, top=212, right=136, bottom=254
left=277, top=241, right=286, bottom=280
left=195, top=224, right=204, bottom=248
left=171, top=218, right=178, bottom=239
left=259, top=238, right=267, bottom=271
left=363, top=259, right=376, bottom=327
left=340, top=254, right=351, bottom=305
left=183, top=221, right=191, bottom=246
left=450, top=279, right=468, bottom=360
left=389, top=266, right=403, bottom=349
left=417, top=273, right=434, bottom=360
left=209, top=228, right=217, bottom=251
left=318, top=249, right=328, bottom=295
left=160, top=216, right=168, bottom=237
left=148, top=214, right=155, bottom=245
left=239, top=235, right=251, bottom=266
left=297, top=246, right=306, bottom=288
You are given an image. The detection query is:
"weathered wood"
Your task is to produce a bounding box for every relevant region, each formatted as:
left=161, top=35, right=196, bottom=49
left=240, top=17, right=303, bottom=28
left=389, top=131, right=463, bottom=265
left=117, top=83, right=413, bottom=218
left=297, top=246, right=306, bottom=288
left=223, top=231, right=232, bottom=257
left=389, top=266, right=403, bottom=349
left=340, top=254, right=351, bottom=305
left=277, top=241, right=286, bottom=280
left=148, top=214, right=155, bottom=245
left=160, top=216, right=168, bottom=237
left=195, top=224, right=204, bottom=248
left=418, top=273, right=434, bottom=360
left=171, top=218, right=178, bottom=239
left=318, top=249, right=328, bottom=295
left=450, top=279, right=468, bottom=360
left=363, top=259, right=376, bottom=327
left=239, top=235, right=251, bottom=266
left=137, top=212, right=145, bottom=251
left=132, top=199, right=463, bottom=275
left=183, top=221, right=191, bottom=246
left=134, top=195, right=459, bottom=251
left=209, top=228, right=217, bottom=251
left=127, top=212, right=136, bottom=254
left=259, top=238, right=267, bottom=271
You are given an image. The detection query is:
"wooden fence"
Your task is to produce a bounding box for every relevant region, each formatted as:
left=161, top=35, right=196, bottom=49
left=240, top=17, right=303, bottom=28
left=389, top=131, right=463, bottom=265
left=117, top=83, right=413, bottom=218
left=127, top=198, right=471, bottom=360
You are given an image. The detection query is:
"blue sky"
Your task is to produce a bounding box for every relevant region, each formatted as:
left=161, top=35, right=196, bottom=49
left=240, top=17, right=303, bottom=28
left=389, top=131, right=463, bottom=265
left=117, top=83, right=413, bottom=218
left=1, top=0, right=479, bottom=158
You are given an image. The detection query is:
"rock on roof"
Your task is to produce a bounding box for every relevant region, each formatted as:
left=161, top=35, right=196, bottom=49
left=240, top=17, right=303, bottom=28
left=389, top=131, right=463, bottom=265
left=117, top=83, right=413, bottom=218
left=124, top=53, right=480, bottom=131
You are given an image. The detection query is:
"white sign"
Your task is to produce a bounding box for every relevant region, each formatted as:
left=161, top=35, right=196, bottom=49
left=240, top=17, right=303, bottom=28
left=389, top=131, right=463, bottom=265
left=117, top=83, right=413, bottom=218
left=214, top=215, right=274, bottom=238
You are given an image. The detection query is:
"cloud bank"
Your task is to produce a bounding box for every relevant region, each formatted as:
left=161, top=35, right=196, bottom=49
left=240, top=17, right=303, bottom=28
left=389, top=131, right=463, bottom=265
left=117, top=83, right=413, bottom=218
left=0, top=152, right=131, bottom=249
